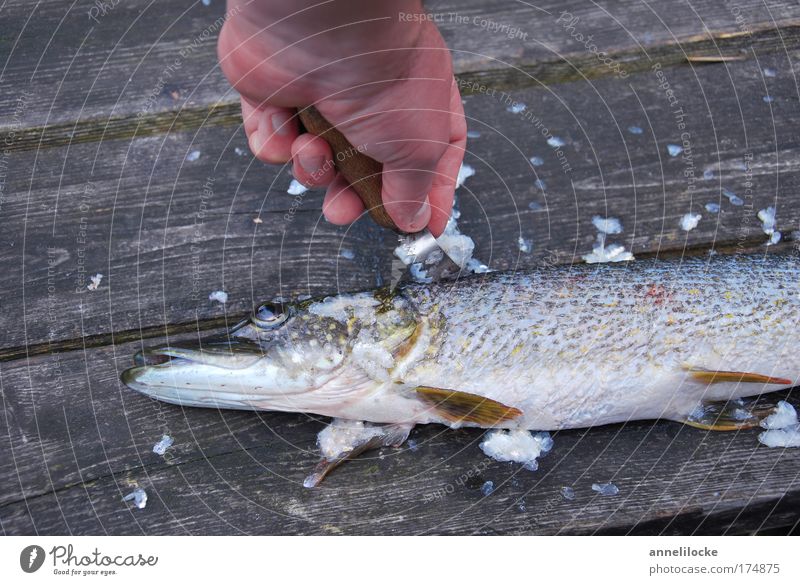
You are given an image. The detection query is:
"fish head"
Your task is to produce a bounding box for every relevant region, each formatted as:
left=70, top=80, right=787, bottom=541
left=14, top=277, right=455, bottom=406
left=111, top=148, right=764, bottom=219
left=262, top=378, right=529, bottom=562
left=121, top=289, right=420, bottom=413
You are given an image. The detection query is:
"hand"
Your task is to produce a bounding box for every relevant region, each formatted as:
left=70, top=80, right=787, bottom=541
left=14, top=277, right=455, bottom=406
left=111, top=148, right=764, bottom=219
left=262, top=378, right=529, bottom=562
left=218, top=0, right=465, bottom=236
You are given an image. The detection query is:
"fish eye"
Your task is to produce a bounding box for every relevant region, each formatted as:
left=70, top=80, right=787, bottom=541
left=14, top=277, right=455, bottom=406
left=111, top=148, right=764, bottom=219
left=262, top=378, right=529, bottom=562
left=253, top=302, right=289, bottom=329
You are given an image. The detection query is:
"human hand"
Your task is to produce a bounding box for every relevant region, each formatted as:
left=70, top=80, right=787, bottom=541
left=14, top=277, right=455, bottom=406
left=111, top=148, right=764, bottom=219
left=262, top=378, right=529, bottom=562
left=218, top=0, right=465, bottom=236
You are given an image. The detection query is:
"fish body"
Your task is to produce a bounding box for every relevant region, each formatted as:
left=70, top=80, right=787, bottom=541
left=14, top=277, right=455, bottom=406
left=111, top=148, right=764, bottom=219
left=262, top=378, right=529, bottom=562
left=123, top=253, right=800, bottom=432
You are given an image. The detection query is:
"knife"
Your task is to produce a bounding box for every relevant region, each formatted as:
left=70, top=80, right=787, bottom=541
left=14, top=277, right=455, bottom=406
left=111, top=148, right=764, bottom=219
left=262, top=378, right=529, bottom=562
left=297, top=106, right=465, bottom=285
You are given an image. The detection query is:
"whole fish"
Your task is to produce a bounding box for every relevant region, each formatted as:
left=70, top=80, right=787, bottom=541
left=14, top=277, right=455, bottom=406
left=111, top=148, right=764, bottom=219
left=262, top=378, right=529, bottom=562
left=122, top=253, right=800, bottom=485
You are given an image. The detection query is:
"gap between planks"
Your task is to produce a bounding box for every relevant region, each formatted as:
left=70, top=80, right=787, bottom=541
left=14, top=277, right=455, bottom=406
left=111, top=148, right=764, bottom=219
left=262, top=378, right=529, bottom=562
left=0, top=238, right=794, bottom=364
left=4, top=21, right=800, bottom=153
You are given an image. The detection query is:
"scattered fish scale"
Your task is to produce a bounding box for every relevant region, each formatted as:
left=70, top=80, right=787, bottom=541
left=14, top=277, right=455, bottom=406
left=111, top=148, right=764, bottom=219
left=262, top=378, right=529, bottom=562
left=208, top=290, right=228, bottom=304
left=287, top=179, right=308, bottom=195
left=759, top=401, right=800, bottom=448
left=758, top=207, right=782, bottom=246
left=152, top=435, right=174, bottom=456
left=667, top=144, right=683, bottom=157
left=584, top=216, right=634, bottom=263
left=480, top=430, right=552, bottom=470
left=592, top=482, right=619, bottom=496
left=680, top=213, right=702, bottom=232
left=722, top=188, right=744, bottom=206
left=529, top=156, right=544, bottom=167
left=123, top=487, right=148, bottom=509
left=518, top=237, right=533, bottom=254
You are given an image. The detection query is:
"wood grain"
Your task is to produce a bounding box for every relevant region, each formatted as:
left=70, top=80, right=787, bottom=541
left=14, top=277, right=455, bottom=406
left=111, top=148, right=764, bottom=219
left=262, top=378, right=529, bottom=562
left=2, top=51, right=800, bottom=352
left=3, top=0, right=800, bottom=536
left=3, top=0, right=800, bottom=150
left=1, top=334, right=798, bottom=534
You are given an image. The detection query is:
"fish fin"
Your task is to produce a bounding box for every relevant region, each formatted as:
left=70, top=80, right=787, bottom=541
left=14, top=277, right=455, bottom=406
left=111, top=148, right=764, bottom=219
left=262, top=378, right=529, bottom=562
left=682, top=397, right=781, bottom=431
left=415, top=386, right=522, bottom=425
left=303, top=421, right=412, bottom=488
left=688, top=368, right=792, bottom=386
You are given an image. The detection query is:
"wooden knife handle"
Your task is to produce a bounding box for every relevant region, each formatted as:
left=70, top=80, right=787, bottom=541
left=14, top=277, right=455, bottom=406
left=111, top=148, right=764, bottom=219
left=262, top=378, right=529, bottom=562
left=297, top=106, right=401, bottom=232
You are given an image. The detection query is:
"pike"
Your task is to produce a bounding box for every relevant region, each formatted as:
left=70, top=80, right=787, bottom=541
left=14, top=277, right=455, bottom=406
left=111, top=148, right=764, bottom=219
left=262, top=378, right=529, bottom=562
left=123, top=252, right=800, bottom=485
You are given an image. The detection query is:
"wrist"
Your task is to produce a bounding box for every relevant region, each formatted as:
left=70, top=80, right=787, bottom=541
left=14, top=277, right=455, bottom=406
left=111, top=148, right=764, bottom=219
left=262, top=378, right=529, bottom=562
left=225, top=0, right=432, bottom=93
left=227, top=0, right=427, bottom=54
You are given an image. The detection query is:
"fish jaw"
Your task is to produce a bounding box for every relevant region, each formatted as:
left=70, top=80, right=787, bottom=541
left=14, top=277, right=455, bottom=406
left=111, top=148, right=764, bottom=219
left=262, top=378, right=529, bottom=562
left=121, top=349, right=309, bottom=411
left=122, top=364, right=274, bottom=410
left=119, top=342, right=450, bottom=426
left=121, top=336, right=358, bottom=412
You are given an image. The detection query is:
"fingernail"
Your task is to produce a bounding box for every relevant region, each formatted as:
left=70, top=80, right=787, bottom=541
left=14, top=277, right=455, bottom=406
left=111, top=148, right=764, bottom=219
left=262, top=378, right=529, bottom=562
left=298, top=155, right=326, bottom=177
left=270, top=111, right=293, bottom=136
left=249, top=130, right=264, bottom=154
left=407, top=199, right=431, bottom=231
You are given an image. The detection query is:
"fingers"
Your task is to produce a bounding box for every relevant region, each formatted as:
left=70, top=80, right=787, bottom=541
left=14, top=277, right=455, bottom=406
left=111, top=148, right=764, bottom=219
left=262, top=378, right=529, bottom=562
left=375, top=79, right=466, bottom=234
left=380, top=148, right=441, bottom=232
left=291, top=134, right=335, bottom=187
left=239, top=98, right=299, bottom=163
left=238, top=92, right=465, bottom=234
left=240, top=97, right=260, bottom=135
left=426, top=145, right=463, bottom=237
left=323, top=174, right=365, bottom=225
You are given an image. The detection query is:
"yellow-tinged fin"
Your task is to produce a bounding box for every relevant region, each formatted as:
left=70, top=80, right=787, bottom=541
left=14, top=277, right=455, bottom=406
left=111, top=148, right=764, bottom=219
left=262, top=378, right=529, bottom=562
left=688, top=368, right=792, bottom=386
left=303, top=423, right=412, bottom=488
left=415, top=386, right=522, bottom=425
left=682, top=398, right=784, bottom=431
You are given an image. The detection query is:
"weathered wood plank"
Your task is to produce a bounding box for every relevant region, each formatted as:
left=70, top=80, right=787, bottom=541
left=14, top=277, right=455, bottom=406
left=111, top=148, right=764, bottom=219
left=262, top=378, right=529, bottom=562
left=3, top=0, right=800, bottom=539
left=0, top=332, right=318, bottom=510
left=1, top=334, right=798, bottom=534
left=0, top=123, right=394, bottom=353
left=2, top=51, right=800, bottom=352
left=3, top=0, right=800, bottom=150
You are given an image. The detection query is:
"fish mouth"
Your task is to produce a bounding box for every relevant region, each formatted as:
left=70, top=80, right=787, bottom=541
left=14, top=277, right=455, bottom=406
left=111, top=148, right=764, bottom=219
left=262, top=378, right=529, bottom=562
left=133, top=349, right=180, bottom=367
left=130, top=336, right=265, bottom=369
left=120, top=336, right=273, bottom=409
left=121, top=332, right=356, bottom=413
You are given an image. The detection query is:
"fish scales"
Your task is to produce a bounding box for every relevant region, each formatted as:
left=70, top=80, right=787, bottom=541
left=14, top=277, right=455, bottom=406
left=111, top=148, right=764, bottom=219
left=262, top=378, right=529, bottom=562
left=398, top=254, right=800, bottom=428
left=123, top=254, right=800, bottom=432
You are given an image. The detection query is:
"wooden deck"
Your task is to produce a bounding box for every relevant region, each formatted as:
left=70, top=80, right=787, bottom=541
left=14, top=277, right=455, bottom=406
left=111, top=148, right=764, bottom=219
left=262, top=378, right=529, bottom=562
left=2, top=0, right=800, bottom=535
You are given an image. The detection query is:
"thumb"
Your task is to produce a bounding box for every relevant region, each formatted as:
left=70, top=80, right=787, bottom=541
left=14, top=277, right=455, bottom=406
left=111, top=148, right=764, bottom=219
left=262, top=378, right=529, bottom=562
left=380, top=144, right=445, bottom=232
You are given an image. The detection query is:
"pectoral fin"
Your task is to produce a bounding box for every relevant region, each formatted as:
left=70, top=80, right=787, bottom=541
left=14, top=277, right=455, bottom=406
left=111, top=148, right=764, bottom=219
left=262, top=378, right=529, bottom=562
left=688, top=367, right=792, bottom=386
left=304, top=420, right=413, bottom=488
left=415, top=386, right=522, bottom=425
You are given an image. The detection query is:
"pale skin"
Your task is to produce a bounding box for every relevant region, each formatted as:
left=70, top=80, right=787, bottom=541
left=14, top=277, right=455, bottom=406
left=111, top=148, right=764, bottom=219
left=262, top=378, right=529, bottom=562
left=217, top=0, right=465, bottom=236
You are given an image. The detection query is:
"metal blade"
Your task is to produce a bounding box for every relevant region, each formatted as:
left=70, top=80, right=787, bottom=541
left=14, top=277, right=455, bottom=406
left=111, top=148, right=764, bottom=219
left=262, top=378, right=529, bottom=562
left=390, top=228, right=466, bottom=288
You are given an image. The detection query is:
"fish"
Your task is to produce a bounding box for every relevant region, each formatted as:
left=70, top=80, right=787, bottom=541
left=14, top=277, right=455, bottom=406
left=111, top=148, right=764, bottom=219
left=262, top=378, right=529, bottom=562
left=122, top=253, right=800, bottom=485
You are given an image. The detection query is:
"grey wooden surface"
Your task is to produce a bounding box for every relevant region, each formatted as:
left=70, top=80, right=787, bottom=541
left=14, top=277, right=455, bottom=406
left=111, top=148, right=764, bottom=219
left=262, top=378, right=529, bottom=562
left=1, top=0, right=800, bottom=535
left=2, top=335, right=799, bottom=535
left=4, top=50, right=800, bottom=354
left=3, top=0, right=800, bottom=149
